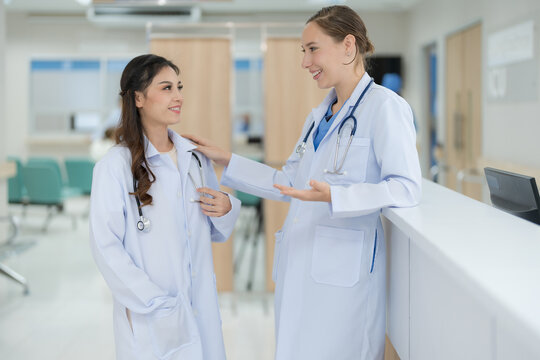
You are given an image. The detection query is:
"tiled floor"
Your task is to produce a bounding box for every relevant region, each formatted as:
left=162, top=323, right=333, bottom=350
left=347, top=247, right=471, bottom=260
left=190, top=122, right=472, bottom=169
left=0, top=199, right=275, bottom=360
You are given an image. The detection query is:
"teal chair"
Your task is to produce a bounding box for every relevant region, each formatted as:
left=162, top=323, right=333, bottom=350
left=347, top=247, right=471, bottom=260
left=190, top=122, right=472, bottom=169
left=64, top=157, right=95, bottom=195
left=234, top=190, right=263, bottom=291
left=7, top=156, right=27, bottom=205
left=27, top=157, right=82, bottom=198
left=22, top=164, right=65, bottom=232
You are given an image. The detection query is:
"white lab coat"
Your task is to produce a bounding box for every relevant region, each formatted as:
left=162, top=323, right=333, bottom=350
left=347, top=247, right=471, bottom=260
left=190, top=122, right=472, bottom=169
left=89, top=129, right=240, bottom=360
left=221, top=73, right=421, bottom=360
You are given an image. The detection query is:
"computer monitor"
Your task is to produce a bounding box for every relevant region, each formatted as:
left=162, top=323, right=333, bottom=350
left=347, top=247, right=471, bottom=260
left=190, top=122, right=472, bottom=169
left=484, top=167, right=540, bottom=225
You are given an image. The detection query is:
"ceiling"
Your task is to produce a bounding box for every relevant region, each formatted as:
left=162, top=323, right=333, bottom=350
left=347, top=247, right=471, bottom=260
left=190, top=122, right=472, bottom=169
left=5, top=0, right=421, bottom=15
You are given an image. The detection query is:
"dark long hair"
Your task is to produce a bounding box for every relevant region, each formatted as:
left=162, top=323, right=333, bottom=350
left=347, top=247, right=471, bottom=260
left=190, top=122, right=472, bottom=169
left=307, top=5, right=374, bottom=68
left=115, top=54, right=179, bottom=207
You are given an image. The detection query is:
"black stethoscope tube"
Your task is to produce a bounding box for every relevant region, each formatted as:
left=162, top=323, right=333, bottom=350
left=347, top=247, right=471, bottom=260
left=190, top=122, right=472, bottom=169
left=295, top=79, right=373, bottom=156
left=134, top=152, right=203, bottom=232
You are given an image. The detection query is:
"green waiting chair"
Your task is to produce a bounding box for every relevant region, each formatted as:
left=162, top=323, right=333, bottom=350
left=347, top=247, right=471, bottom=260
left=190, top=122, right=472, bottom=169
left=64, top=157, right=95, bottom=195
left=7, top=156, right=27, bottom=205
left=234, top=190, right=263, bottom=291
left=27, top=157, right=82, bottom=198
left=22, top=164, right=65, bottom=232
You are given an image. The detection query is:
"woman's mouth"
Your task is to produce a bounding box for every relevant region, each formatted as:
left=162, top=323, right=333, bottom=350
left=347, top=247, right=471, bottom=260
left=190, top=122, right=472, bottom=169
left=169, top=106, right=181, bottom=114
left=312, top=70, right=322, bottom=80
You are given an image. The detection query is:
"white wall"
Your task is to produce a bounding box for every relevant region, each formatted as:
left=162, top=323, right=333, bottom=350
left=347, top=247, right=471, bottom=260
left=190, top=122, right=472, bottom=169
left=5, top=14, right=147, bottom=160
left=5, top=10, right=408, bottom=162
left=0, top=1, right=7, bottom=215
left=405, top=0, right=540, bottom=171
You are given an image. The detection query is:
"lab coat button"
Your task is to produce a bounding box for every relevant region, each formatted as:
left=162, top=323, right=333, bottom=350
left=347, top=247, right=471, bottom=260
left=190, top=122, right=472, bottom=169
left=192, top=271, right=197, bottom=278
left=177, top=191, right=182, bottom=198
left=293, top=218, right=298, bottom=223
left=193, top=309, right=198, bottom=317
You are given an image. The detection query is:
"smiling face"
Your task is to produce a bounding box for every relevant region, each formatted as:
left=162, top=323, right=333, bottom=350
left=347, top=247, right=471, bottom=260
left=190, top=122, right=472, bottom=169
left=301, top=22, right=351, bottom=90
left=135, top=65, right=183, bottom=131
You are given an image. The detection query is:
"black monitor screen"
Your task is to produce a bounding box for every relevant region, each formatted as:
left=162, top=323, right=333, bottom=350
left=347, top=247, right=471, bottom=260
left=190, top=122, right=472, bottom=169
left=484, top=167, right=540, bottom=225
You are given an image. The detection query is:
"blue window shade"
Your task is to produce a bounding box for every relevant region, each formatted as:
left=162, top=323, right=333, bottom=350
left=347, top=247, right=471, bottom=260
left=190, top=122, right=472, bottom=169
left=254, top=59, right=263, bottom=71
left=31, top=59, right=100, bottom=72
left=31, top=60, right=65, bottom=71
left=71, top=60, right=100, bottom=71
left=107, top=59, right=129, bottom=72
left=235, top=59, right=251, bottom=71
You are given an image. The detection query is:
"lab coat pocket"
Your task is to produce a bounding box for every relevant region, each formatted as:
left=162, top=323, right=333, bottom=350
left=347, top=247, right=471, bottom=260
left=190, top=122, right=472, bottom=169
left=311, top=225, right=364, bottom=287
left=147, top=295, right=199, bottom=359
left=272, top=230, right=284, bottom=282
left=323, top=137, right=370, bottom=185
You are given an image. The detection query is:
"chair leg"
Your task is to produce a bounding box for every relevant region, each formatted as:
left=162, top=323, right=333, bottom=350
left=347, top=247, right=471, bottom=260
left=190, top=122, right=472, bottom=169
left=234, top=226, right=250, bottom=273
left=42, top=206, right=55, bottom=233
left=234, top=207, right=253, bottom=273
left=246, top=210, right=262, bottom=291
left=0, top=262, right=29, bottom=295
left=0, top=215, right=18, bottom=245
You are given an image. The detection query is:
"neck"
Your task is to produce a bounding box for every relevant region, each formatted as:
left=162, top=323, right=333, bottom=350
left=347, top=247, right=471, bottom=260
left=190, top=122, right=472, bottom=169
left=143, top=123, right=172, bottom=152
left=334, top=67, right=365, bottom=107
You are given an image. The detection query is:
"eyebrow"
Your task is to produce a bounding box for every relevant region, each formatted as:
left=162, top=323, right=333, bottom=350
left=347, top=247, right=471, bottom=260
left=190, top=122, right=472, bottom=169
left=157, top=80, right=182, bottom=85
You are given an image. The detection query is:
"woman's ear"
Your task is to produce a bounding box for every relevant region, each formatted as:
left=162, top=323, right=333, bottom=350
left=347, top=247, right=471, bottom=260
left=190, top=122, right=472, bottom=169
left=134, top=91, right=144, bottom=109
left=343, top=34, right=356, bottom=56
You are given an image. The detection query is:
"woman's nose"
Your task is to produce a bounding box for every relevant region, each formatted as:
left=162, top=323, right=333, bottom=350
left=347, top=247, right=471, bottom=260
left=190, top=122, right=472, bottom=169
left=301, top=53, right=311, bottom=69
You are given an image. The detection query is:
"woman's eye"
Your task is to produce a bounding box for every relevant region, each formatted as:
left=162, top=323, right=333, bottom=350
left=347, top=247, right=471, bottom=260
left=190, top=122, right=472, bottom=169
left=310, top=47, right=317, bottom=52
left=178, top=85, right=183, bottom=91
left=163, top=85, right=171, bottom=90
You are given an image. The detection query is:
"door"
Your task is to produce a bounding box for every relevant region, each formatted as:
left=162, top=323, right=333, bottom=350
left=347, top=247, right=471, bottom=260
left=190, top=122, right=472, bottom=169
left=445, top=24, right=483, bottom=200
left=150, top=38, right=233, bottom=291
left=264, top=37, right=326, bottom=291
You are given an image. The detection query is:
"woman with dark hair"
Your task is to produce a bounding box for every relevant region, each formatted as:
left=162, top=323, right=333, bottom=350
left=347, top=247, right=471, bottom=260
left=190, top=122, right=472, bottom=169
left=89, top=54, right=240, bottom=360
left=185, top=5, right=421, bottom=360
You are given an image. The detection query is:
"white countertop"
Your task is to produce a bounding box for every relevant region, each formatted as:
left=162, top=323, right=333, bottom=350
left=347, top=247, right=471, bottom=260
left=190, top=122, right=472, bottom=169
left=383, top=179, right=540, bottom=342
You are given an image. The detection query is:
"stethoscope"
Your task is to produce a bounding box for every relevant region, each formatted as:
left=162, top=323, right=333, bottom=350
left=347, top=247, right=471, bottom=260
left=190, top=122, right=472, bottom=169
left=134, top=152, right=205, bottom=232
left=295, top=79, right=373, bottom=175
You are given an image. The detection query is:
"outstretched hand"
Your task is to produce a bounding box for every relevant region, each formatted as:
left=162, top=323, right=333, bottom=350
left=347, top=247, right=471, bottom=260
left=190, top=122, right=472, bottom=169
left=274, top=180, right=331, bottom=203
left=182, top=134, right=232, bottom=167
left=196, top=187, right=232, bottom=217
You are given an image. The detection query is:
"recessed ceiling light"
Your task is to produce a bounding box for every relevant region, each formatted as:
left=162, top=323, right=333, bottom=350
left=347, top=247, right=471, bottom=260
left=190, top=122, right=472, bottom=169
left=75, top=0, right=92, bottom=5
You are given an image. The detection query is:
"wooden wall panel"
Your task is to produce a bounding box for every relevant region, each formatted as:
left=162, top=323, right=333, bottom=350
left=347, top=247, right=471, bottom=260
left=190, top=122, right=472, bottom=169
left=264, top=38, right=326, bottom=291
left=444, top=24, right=482, bottom=200
left=150, top=38, right=233, bottom=291
left=462, top=25, right=482, bottom=199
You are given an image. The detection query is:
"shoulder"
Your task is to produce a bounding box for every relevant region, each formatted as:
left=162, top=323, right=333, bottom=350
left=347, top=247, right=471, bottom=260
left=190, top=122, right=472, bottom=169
left=368, top=83, right=411, bottom=111
left=94, top=145, right=131, bottom=180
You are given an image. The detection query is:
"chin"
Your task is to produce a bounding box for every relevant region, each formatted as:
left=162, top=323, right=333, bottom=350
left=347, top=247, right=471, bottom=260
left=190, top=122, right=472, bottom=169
left=316, top=80, right=332, bottom=90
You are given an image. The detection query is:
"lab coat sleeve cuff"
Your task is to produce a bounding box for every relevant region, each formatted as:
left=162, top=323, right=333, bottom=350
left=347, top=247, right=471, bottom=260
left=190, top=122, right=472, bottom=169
left=209, top=192, right=240, bottom=242
left=329, top=183, right=390, bottom=218
left=222, top=154, right=291, bottom=202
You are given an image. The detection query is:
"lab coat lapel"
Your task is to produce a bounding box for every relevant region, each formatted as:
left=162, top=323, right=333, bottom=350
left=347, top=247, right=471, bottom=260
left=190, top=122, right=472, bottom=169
left=168, top=129, right=197, bottom=195
left=309, top=89, right=337, bottom=149
left=316, top=73, right=373, bottom=148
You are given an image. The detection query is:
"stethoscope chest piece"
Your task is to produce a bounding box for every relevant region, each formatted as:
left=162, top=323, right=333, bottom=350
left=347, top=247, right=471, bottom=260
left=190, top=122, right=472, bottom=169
left=137, top=216, right=150, bottom=232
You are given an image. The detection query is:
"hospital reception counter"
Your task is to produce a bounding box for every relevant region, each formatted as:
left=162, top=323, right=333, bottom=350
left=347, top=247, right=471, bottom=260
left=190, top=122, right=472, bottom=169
left=383, top=179, right=540, bottom=360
